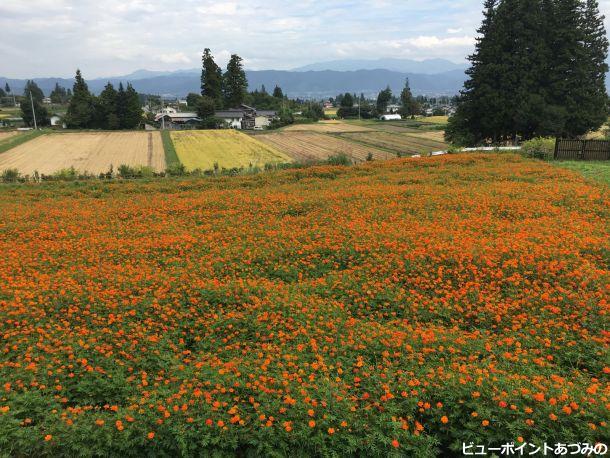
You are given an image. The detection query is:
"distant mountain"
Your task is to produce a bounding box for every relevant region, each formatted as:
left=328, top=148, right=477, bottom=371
left=0, top=69, right=467, bottom=99
left=292, top=58, right=468, bottom=74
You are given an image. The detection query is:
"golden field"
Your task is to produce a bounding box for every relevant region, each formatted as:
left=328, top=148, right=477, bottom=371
left=171, top=130, right=292, bottom=171
left=0, top=132, right=165, bottom=175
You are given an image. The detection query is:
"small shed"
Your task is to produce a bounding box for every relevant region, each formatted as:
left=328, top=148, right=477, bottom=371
left=380, top=114, right=402, bottom=121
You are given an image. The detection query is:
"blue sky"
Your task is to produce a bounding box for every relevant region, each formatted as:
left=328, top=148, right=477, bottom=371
left=1, top=0, right=609, bottom=78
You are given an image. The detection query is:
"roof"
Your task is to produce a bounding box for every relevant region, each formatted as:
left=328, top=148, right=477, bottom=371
left=155, top=112, right=200, bottom=122
left=257, top=111, right=278, bottom=117
left=215, top=111, right=244, bottom=119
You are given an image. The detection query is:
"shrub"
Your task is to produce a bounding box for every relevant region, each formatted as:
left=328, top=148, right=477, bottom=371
left=521, top=137, right=555, bottom=160
left=165, top=163, right=186, bottom=177
left=53, top=167, right=78, bottom=181
left=1, top=168, right=20, bottom=183
left=326, top=153, right=352, bottom=166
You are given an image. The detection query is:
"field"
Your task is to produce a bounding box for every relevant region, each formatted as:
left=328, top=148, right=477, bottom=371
left=0, top=131, right=18, bottom=141
left=0, top=154, right=607, bottom=456
left=419, top=116, right=449, bottom=124
left=258, top=131, right=394, bottom=162
left=0, top=132, right=165, bottom=175
left=284, top=120, right=374, bottom=133
left=171, top=130, right=291, bottom=171
left=338, top=131, right=447, bottom=155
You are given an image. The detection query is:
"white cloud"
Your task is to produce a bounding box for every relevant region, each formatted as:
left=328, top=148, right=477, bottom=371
left=1, top=0, right=607, bottom=78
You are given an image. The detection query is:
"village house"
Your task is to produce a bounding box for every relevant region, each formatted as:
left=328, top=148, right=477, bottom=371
left=215, top=105, right=277, bottom=130
left=154, top=112, right=201, bottom=129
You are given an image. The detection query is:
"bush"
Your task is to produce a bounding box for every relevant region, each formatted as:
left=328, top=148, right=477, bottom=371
left=326, top=153, right=352, bottom=166
left=118, top=165, right=155, bottom=179
left=53, top=167, right=78, bottom=181
left=521, top=137, right=555, bottom=160
left=1, top=168, right=20, bottom=183
left=166, top=163, right=186, bottom=177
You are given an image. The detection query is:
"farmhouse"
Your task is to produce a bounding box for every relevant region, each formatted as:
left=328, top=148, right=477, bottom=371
left=50, top=114, right=64, bottom=128
left=215, top=104, right=277, bottom=130
left=154, top=112, right=201, bottom=129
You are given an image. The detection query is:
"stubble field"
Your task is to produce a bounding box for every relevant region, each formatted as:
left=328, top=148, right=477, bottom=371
left=0, top=153, right=607, bottom=456
left=0, top=132, right=165, bottom=175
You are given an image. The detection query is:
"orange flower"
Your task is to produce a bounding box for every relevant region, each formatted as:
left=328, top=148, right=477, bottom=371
left=392, top=439, right=400, bottom=448
left=441, top=416, right=449, bottom=424
left=44, top=435, right=52, bottom=442
left=482, top=420, right=490, bottom=426
left=147, top=432, right=155, bottom=440
left=328, top=427, right=335, bottom=435
left=309, top=420, right=316, bottom=428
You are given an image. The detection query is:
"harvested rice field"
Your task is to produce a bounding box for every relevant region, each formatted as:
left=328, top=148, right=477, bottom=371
left=284, top=120, right=374, bottom=133
left=171, top=130, right=291, bottom=171
left=0, top=131, right=19, bottom=142
left=0, top=132, right=165, bottom=175
left=339, top=131, right=447, bottom=155
left=257, top=131, right=394, bottom=162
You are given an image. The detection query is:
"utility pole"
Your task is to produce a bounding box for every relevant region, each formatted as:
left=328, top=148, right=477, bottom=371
left=29, top=90, right=38, bottom=130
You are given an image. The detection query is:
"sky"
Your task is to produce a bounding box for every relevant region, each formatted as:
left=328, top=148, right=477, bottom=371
left=2, top=0, right=610, bottom=79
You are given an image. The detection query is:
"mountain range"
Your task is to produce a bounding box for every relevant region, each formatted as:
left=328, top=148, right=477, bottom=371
left=1, top=58, right=471, bottom=99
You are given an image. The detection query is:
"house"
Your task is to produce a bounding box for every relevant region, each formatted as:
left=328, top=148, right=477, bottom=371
left=215, top=105, right=277, bottom=130
left=386, top=104, right=401, bottom=114
left=50, top=114, right=64, bottom=128
left=155, top=112, right=201, bottom=129
left=380, top=114, right=402, bottom=121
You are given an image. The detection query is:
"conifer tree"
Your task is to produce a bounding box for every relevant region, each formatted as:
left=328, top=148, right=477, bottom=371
left=20, top=80, right=49, bottom=127
left=201, top=49, right=223, bottom=108
left=223, top=54, right=248, bottom=108
left=273, top=86, right=284, bottom=99
left=97, top=83, right=119, bottom=129
left=399, top=79, right=420, bottom=117
left=66, top=70, right=95, bottom=128
left=122, top=84, right=143, bottom=129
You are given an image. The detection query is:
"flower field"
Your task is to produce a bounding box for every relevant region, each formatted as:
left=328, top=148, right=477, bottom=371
left=171, top=130, right=291, bottom=171
left=0, top=153, right=608, bottom=457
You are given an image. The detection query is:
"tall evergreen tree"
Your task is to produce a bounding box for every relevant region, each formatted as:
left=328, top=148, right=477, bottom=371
left=66, top=70, right=95, bottom=128
left=201, top=49, right=223, bottom=108
left=223, top=54, right=248, bottom=108
left=399, top=79, right=420, bottom=117
left=447, top=0, right=608, bottom=145
left=97, top=83, right=119, bottom=129
left=122, top=83, right=143, bottom=129
left=4, top=83, right=10, bottom=94
left=50, top=83, right=69, bottom=104
left=376, top=86, right=392, bottom=114
left=273, top=85, right=284, bottom=99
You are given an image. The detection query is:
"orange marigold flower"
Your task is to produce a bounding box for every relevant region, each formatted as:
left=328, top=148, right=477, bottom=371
left=328, top=427, right=335, bottom=435
left=441, top=416, right=449, bottom=424
left=308, top=420, right=316, bottom=428
left=392, top=439, right=400, bottom=448
left=482, top=420, right=490, bottom=426
left=147, top=432, right=155, bottom=440
left=44, top=435, right=52, bottom=442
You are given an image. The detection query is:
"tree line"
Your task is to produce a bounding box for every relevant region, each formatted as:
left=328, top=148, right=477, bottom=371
left=335, top=79, right=421, bottom=119
left=447, top=0, right=609, bottom=145
left=65, top=70, right=142, bottom=129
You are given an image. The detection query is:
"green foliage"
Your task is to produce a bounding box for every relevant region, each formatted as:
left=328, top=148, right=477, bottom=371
left=165, top=162, right=187, bottom=177
left=53, top=167, right=78, bottom=181
left=65, top=70, right=96, bottom=129
left=273, top=85, right=284, bottom=99
left=553, top=159, right=610, bottom=185
left=376, top=86, right=393, bottom=114
left=326, top=153, right=352, bottom=166
left=201, top=48, right=224, bottom=108
left=20, top=81, right=50, bottom=127
left=399, top=79, right=420, bottom=117
left=521, top=137, right=556, bottom=160
left=448, top=0, right=609, bottom=145
left=223, top=54, right=248, bottom=108
left=1, top=168, right=20, bottom=183
left=50, top=83, right=70, bottom=104
left=117, top=164, right=155, bottom=179
left=186, top=93, right=203, bottom=108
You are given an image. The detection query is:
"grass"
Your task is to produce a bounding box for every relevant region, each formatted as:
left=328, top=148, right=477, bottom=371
left=0, top=129, right=48, bottom=154
left=553, top=160, right=610, bottom=186
left=161, top=129, right=180, bottom=167
left=419, top=115, right=449, bottom=124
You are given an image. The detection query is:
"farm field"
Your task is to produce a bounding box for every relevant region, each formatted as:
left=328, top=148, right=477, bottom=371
left=0, top=154, right=608, bottom=456
left=0, top=132, right=165, bottom=175
left=171, top=130, right=291, bottom=171
left=257, top=131, right=394, bottom=162
left=338, top=131, right=447, bottom=155
left=419, top=115, right=449, bottom=124
left=0, top=131, right=18, bottom=141
left=284, top=120, right=374, bottom=133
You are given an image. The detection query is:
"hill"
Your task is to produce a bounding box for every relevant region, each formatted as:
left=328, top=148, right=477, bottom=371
left=0, top=69, right=467, bottom=99
left=292, top=58, right=468, bottom=74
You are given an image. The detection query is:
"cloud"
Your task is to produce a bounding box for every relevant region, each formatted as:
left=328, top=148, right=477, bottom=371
left=1, top=0, right=608, bottom=78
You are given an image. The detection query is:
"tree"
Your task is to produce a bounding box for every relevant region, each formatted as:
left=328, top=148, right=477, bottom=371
left=121, top=83, right=142, bottom=129
left=66, top=70, right=95, bottom=128
left=223, top=54, right=248, bottom=108
left=341, top=93, right=354, bottom=108
left=376, top=86, right=392, bottom=114
left=50, top=83, right=69, bottom=104
left=197, top=96, right=220, bottom=129
left=447, top=0, right=609, bottom=145
left=186, top=92, right=203, bottom=108
left=20, top=80, right=49, bottom=127
left=0, top=87, right=5, bottom=99
left=4, top=83, right=10, bottom=94
left=273, top=86, right=284, bottom=99
left=399, top=79, right=420, bottom=117
left=201, top=48, right=223, bottom=108
left=96, top=83, right=119, bottom=129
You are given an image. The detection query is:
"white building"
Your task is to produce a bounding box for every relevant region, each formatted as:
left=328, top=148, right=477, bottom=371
left=380, top=114, right=402, bottom=121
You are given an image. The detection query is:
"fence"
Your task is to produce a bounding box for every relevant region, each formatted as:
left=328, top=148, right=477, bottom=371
left=554, top=139, right=610, bottom=160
